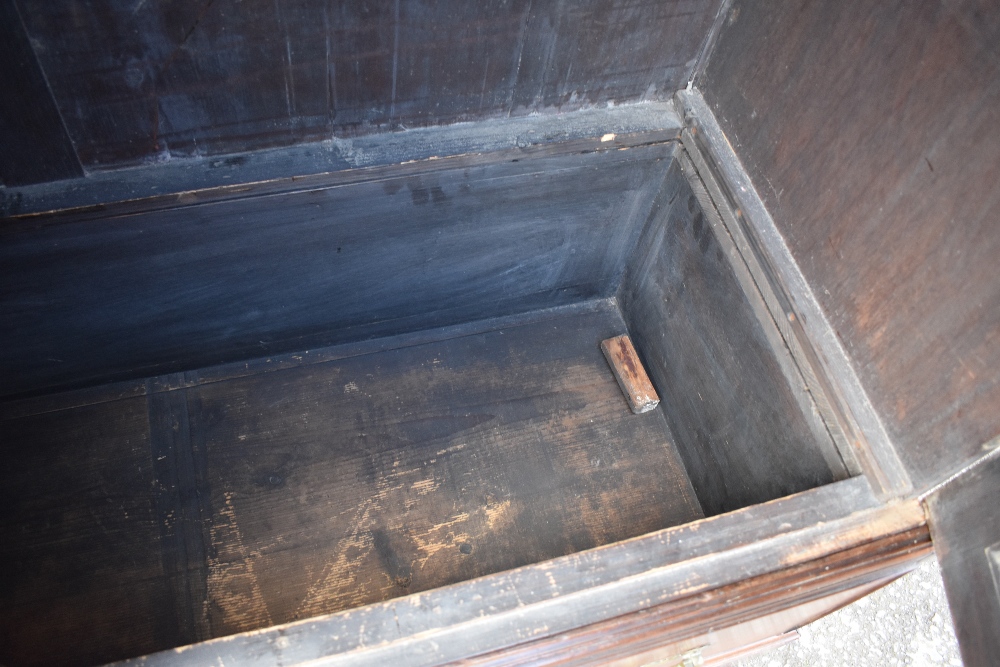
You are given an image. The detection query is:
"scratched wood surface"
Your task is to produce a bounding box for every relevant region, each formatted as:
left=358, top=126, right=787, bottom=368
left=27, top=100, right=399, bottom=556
left=0, top=303, right=702, bottom=664
left=114, top=478, right=909, bottom=667
left=1, top=0, right=721, bottom=178
left=699, top=0, right=1000, bottom=493
left=188, top=305, right=702, bottom=637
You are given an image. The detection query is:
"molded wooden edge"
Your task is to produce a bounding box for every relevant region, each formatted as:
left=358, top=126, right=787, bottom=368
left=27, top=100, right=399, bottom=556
left=3, top=102, right=683, bottom=220
left=115, top=478, right=922, bottom=667
left=453, top=526, right=931, bottom=666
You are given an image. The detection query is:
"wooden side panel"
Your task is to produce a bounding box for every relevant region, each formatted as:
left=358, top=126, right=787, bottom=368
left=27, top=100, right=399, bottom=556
left=13, top=0, right=721, bottom=170
left=188, top=305, right=702, bottom=637
left=0, top=398, right=178, bottom=667
left=0, top=143, right=672, bottom=399
left=699, top=0, right=1000, bottom=492
left=0, top=0, right=82, bottom=186
left=926, top=451, right=1000, bottom=667
left=619, top=159, right=840, bottom=516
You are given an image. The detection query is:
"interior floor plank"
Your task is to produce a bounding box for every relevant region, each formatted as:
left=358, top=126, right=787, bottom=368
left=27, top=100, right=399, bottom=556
left=0, top=302, right=703, bottom=662
left=187, top=304, right=704, bottom=637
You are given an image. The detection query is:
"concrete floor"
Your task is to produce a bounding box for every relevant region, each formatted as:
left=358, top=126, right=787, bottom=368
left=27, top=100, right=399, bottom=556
left=734, top=557, right=963, bottom=667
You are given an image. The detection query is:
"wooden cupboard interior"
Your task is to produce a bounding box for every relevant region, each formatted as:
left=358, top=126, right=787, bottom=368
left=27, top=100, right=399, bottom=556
left=2, top=1, right=997, bottom=666
left=1, top=129, right=859, bottom=665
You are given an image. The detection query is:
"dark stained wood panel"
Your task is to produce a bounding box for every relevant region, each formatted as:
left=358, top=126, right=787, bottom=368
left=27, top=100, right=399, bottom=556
left=0, top=0, right=82, bottom=186
left=187, top=304, right=702, bottom=637
left=0, top=397, right=179, bottom=667
left=0, top=142, right=672, bottom=399
left=14, top=0, right=721, bottom=170
left=456, top=526, right=931, bottom=667
left=619, top=159, right=842, bottom=516
left=926, top=452, right=1000, bottom=667
left=699, top=0, right=1000, bottom=492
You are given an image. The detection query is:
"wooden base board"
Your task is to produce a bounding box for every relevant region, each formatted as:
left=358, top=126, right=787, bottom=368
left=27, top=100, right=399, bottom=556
left=0, top=300, right=703, bottom=666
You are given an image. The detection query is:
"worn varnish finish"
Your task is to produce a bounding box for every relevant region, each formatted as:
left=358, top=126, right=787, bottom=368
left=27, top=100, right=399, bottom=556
left=6, top=0, right=721, bottom=172
left=190, top=304, right=701, bottom=637
left=0, top=140, right=672, bottom=399
left=4, top=1, right=997, bottom=663
left=699, top=0, right=1000, bottom=492
left=619, top=159, right=844, bottom=516
left=0, top=303, right=702, bottom=662
left=601, top=335, right=659, bottom=414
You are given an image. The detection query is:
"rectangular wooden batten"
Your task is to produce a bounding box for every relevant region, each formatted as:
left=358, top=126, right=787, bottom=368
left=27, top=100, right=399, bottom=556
left=601, top=335, right=660, bottom=414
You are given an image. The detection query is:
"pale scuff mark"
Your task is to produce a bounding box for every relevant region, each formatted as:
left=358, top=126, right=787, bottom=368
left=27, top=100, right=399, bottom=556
left=435, top=443, right=466, bottom=456
left=411, top=478, right=439, bottom=495
left=205, top=492, right=274, bottom=632
left=409, top=511, right=472, bottom=572
left=296, top=470, right=407, bottom=616
left=483, top=499, right=512, bottom=530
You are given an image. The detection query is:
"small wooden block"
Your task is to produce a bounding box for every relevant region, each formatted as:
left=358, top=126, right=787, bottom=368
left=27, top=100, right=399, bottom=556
left=601, top=334, right=660, bottom=414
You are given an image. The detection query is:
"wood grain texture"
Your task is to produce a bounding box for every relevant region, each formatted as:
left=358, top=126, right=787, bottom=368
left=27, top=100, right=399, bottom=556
left=0, top=0, right=82, bottom=186
left=0, top=141, right=672, bottom=399
left=601, top=335, right=659, bottom=414
left=0, top=398, right=179, bottom=667
left=117, top=479, right=916, bottom=667
left=619, top=159, right=841, bottom=515
left=926, top=449, right=1000, bottom=667
left=453, top=526, right=930, bottom=667
left=699, top=0, right=1000, bottom=492
left=10, top=0, right=721, bottom=171
left=187, top=304, right=702, bottom=637
left=0, top=302, right=703, bottom=662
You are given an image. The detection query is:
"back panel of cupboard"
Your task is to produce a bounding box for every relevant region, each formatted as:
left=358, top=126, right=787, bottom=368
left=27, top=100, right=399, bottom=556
left=0, top=0, right=723, bottom=184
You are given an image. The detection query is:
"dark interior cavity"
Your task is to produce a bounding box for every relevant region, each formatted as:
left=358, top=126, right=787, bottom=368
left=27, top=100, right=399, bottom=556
left=0, top=139, right=848, bottom=664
